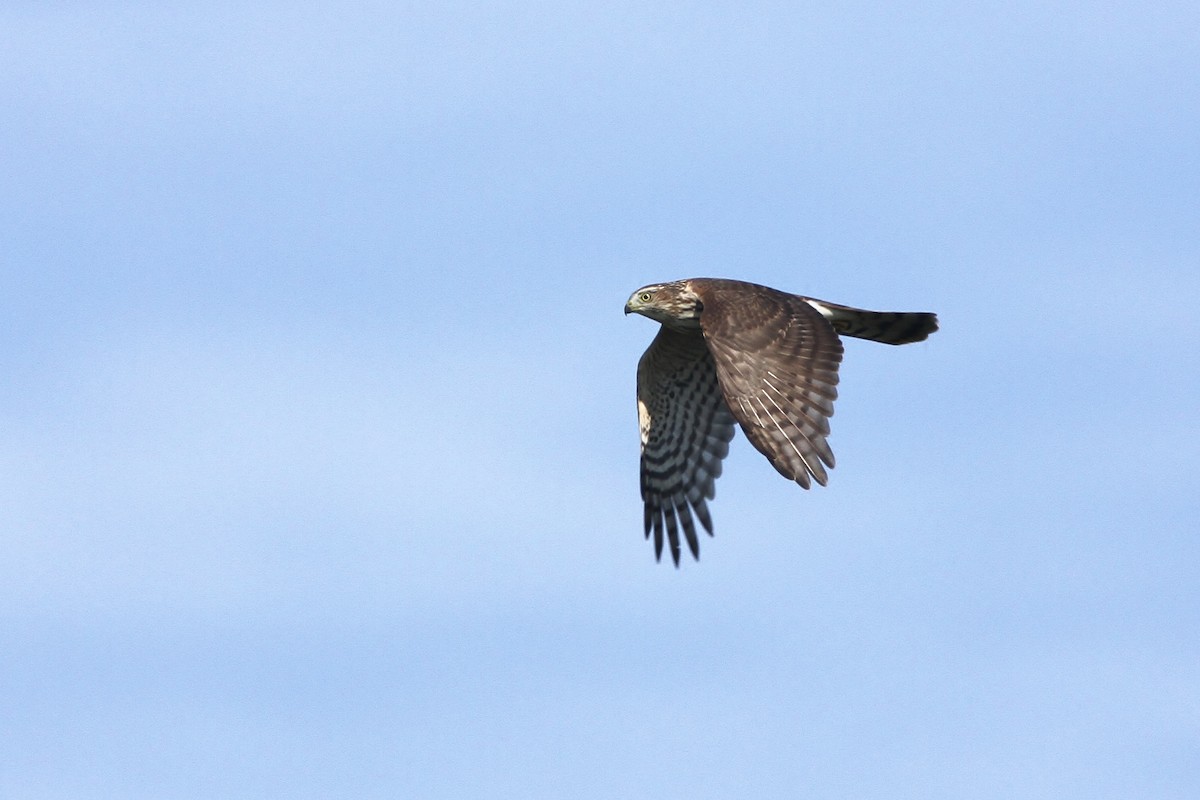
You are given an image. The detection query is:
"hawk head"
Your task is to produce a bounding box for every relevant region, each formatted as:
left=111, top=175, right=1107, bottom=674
left=624, top=281, right=703, bottom=329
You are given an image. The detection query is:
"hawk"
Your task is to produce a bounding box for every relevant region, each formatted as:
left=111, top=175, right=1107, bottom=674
left=625, top=278, right=938, bottom=565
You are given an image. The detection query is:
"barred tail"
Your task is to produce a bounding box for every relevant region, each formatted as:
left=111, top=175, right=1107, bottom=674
left=806, top=299, right=939, bottom=345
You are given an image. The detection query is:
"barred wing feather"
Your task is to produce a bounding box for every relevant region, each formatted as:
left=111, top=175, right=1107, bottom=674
left=694, top=281, right=844, bottom=490
left=636, top=327, right=737, bottom=565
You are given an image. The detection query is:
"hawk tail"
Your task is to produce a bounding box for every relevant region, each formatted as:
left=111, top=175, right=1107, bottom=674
left=807, top=300, right=938, bottom=345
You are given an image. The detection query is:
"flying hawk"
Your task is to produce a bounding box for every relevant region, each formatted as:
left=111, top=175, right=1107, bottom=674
left=625, top=278, right=938, bottom=565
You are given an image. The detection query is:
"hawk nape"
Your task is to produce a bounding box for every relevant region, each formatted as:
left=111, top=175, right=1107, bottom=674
left=625, top=278, right=937, bottom=566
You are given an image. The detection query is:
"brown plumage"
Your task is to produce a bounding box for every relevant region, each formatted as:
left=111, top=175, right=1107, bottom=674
left=625, top=278, right=938, bottom=565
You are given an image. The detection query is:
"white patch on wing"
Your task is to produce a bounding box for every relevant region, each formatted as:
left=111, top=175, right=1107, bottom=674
left=637, top=399, right=652, bottom=448
left=804, top=299, right=835, bottom=321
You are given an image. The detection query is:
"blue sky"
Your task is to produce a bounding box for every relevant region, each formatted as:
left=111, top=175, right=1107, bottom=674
left=2, top=2, right=1198, bottom=797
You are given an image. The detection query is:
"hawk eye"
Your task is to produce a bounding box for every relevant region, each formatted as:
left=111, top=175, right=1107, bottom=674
left=639, top=292, right=652, bottom=302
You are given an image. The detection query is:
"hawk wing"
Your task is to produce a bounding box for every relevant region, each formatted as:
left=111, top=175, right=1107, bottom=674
left=636, top=326, right=737, bottom=565
left=693, top=280, right=844, bottom=489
